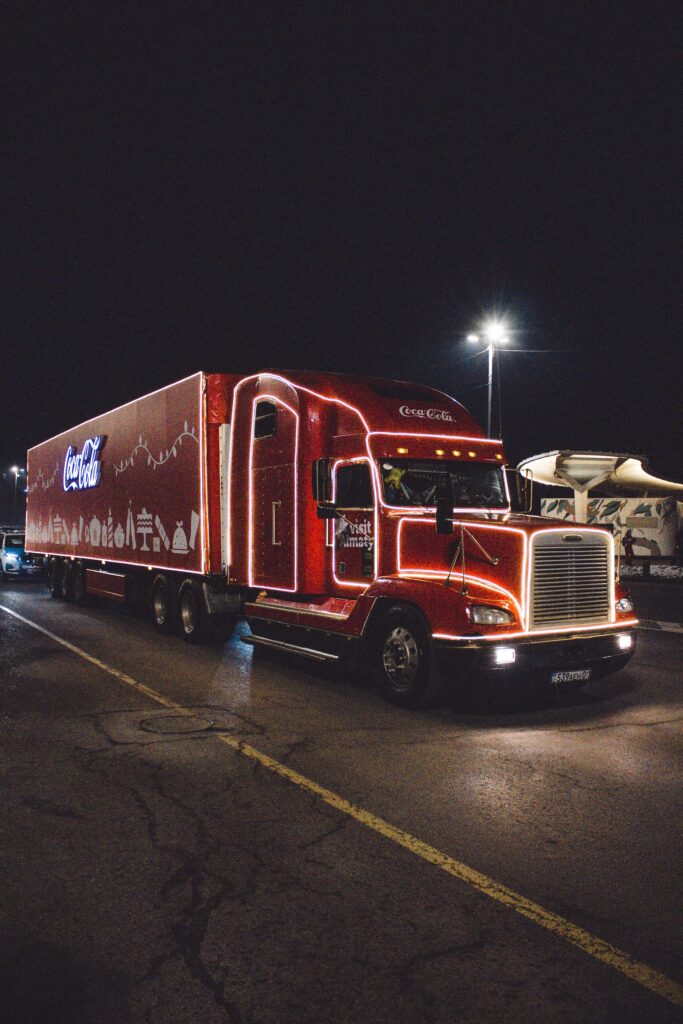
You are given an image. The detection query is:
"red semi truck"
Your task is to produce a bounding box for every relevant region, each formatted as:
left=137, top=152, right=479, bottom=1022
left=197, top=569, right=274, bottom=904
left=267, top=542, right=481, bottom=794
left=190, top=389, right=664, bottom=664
left=26, top=370, right=637, bottom=706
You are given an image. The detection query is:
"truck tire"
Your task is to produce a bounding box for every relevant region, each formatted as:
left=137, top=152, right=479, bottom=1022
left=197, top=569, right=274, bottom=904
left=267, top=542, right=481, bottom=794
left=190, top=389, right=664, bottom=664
left=60, top=562, right=75, bottom=602
left=178, top=579, right=214, bottom=643
left=372, top=604, right=443, bottom=709
left=48, top=559, right=62, bottom=598
left=151, top=574, right=177, bottom=634
left=72, top=562, right=88, bottom=605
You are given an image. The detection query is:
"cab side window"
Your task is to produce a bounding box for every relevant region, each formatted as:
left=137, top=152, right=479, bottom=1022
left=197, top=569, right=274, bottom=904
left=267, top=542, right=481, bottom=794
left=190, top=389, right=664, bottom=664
left=335, top=463, right=373, bottom=509
left=254, top=401, right=277, bottom=439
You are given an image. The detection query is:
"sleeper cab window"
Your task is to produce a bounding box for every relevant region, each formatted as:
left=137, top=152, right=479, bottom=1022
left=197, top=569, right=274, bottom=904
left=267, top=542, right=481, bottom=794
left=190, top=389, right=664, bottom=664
left=254, top=400, right=277, bottom=438
left=335, top=463, right=373, bottom=509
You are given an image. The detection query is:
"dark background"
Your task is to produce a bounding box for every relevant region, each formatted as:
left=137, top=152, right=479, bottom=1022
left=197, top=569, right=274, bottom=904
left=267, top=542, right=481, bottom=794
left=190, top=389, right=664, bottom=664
left=3, top=2, right=680, bottom=522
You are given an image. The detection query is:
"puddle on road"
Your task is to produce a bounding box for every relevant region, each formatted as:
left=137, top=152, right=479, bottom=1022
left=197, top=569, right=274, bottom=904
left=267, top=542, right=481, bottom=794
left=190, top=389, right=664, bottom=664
left=139, top=714, right=215, bottom=735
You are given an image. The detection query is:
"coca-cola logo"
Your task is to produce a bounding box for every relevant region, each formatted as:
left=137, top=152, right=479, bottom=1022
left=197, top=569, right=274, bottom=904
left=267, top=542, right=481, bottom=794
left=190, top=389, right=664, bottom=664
left=399, top=406, right=455, bottom=422
left=63, top=435, right=104, bottom=492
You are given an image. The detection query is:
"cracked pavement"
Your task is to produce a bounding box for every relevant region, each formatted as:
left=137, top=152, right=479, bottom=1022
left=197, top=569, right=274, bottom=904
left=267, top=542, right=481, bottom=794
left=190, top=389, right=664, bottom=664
left=0, top=582, right=681, bottom=1023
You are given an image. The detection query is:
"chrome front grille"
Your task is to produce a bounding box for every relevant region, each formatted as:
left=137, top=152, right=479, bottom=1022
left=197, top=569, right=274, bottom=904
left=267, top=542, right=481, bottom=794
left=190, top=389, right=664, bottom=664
left=530, top=531, right=612, bottom=629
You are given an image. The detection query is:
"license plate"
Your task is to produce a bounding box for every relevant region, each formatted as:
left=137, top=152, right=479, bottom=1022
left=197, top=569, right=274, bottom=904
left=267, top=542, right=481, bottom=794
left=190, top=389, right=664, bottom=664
left=551, top=669, right=592, bottom=684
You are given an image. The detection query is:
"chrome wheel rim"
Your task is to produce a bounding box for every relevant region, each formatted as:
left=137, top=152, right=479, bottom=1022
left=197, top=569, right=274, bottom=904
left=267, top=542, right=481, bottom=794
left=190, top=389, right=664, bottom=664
left=180, top=589, right=197, bottom=634
left=382, top=626, right=419, bottom=690
left=153, top=587, right=167, bottom=625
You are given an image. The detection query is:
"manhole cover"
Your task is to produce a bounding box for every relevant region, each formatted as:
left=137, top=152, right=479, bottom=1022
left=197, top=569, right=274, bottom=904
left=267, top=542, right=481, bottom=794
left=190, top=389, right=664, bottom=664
left=139, top=715, right=215, bottom=735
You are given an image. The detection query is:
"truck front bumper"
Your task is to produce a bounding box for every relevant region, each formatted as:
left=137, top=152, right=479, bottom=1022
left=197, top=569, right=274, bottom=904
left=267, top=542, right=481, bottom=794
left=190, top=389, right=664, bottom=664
left=433, top=627, right=637, bottom=687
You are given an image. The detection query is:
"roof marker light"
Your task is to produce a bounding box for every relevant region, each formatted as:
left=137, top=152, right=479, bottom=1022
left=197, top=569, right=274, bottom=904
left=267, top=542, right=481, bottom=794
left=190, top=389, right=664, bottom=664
left=397, top=447, right=408, bottom=454
left=435, top=449, right=445, bottom=456
left=452, top=449, right=461, bottom=457
left=468, top=451, right=477, bottom=458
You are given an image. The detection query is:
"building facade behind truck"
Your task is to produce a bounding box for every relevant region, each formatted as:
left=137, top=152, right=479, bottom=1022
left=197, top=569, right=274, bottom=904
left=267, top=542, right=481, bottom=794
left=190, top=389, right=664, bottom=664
left=25, top=370, right=638, bottom=707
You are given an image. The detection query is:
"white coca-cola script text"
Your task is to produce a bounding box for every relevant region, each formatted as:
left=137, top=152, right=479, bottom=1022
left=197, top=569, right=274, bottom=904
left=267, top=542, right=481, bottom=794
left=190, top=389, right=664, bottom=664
left=399, top=406, right=454, bottom=422
left=63, top=436, right=104, bottom=491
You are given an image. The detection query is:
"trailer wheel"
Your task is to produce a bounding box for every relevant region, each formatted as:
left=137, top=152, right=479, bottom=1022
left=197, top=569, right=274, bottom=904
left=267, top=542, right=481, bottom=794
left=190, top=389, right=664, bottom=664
left=48, top=559, right=63, bottom=598
left=59, top=562, right=75, bottom=601
left=178, top=579, right=214, bottom=644
left=372, top=605, right=442, bottom=708
left=71, top=562, right=88, bottom=605
left=151, top=574, right=177, bottom=634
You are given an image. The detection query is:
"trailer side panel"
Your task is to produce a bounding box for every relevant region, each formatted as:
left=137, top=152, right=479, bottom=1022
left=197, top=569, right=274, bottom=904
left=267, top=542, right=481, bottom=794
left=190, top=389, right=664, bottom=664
left=26, top=373, right=206, bottom=574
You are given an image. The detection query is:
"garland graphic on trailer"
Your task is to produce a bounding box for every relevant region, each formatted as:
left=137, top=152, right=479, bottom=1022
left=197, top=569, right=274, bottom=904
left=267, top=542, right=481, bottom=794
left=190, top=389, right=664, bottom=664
left=113, top=423, right=198, bottom=476
left=29, top=460, right=61, bottom=494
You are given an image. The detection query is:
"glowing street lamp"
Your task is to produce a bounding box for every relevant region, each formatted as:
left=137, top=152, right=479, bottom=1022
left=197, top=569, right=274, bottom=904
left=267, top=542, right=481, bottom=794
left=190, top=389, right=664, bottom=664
left=467, top=319, right=510, bottom=438
left=11, top=465, right=24, bottom=523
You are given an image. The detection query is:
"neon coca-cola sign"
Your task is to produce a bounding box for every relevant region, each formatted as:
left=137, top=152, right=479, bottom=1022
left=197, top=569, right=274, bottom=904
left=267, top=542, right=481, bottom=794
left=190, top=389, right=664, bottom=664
left=63, top=435, right=104, bottom=491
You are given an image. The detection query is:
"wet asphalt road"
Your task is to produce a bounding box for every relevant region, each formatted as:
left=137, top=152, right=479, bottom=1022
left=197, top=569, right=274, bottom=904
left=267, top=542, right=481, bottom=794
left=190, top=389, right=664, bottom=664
left=0, top=580, right=681, bottom=1024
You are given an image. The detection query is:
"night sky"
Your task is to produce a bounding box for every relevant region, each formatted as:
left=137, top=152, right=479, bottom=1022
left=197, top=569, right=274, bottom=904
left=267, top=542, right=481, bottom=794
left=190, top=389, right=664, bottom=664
left=3, top=3, right=681, bottom=519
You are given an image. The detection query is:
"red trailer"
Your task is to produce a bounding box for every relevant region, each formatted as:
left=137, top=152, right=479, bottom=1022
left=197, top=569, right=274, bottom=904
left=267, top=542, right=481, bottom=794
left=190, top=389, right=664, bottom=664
left=26, top=370, right=638, bottom=706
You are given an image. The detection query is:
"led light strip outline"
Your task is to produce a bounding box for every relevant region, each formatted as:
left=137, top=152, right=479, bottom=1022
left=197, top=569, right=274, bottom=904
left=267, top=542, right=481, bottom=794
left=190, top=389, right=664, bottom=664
left=247, top=393, right=299, bottom=592
left=525, top=525, right=616, bottom=630
left=26, top=371, right=205, bottom=448
left=397, top=517, right=527, bottom=622
left=27, top=373, right=207, bottom=576
left=432, top=619, right=639, bottom=642
left=399, top=519, right=626, bottom=639
left=227, top=373, right=374, bottom=585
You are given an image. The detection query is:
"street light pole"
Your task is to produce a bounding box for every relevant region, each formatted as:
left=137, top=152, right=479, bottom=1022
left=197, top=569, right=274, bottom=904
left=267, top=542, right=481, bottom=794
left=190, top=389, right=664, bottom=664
left=487, top=343, right=494, bottom=440
left=11, top=466, right=23, bottom=524
left=467, top=320, right=510, bottom=439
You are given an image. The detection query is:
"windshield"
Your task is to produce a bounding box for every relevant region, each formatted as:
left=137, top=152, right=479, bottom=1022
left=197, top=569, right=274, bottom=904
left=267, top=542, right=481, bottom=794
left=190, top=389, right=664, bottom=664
left=5, top=535, right=24, bottom=548
left=380, top=460, right=507, bottom=509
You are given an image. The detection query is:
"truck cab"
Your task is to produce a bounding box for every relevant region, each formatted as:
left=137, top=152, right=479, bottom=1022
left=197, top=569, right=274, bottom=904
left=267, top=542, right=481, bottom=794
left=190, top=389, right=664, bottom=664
left=226, top=371, right=637, bottom=706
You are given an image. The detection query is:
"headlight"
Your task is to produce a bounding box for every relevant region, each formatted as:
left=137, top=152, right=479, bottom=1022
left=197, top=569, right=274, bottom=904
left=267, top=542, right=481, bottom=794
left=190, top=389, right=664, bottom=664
left=616, top=596, right=634, bottom=613
left=469, top=605, right=514, bottom=625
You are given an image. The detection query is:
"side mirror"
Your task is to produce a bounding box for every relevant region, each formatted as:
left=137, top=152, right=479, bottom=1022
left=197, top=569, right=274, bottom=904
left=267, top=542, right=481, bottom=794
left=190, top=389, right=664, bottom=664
left=435, top=498, right=453, bottom=535
left=312, top=458, right=332, bottom=502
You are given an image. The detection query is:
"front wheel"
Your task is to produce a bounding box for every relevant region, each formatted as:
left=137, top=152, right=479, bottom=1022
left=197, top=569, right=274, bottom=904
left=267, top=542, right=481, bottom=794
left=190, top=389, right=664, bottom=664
left=372, top=605, right=442, bottom=708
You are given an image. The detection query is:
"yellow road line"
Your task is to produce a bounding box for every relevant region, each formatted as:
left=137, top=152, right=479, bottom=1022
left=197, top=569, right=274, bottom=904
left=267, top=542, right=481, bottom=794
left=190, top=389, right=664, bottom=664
left=2, top=601, right=681, bottom=1009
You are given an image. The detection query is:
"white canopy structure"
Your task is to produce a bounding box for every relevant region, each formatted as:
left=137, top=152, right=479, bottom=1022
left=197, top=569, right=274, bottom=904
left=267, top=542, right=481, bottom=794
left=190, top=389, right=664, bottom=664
left=517, top=451, right=683, bottom=523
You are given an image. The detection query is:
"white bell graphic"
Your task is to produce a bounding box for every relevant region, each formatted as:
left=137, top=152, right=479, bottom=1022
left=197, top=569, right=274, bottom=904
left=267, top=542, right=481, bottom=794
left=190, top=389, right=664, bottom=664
left=172, top=521, right=188, bottom=554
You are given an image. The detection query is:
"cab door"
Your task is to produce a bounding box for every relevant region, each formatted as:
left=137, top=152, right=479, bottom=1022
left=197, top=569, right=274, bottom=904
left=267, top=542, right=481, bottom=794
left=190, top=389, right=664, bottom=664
left=332, top=461, right=376, bottom=586
left=250, top=399, right=298, bottom=591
